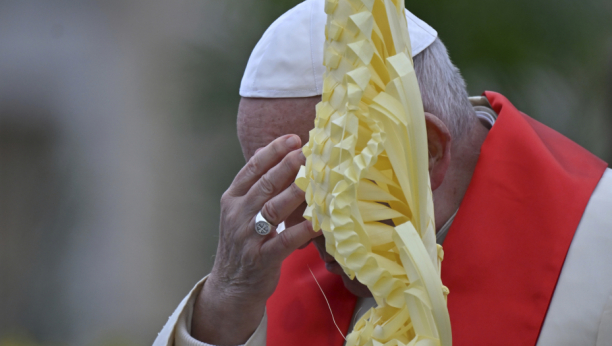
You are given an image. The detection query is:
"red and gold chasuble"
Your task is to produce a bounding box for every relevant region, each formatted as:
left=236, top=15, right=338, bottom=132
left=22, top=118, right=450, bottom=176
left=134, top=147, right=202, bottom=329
left=266, top=92, right=608, bottom=345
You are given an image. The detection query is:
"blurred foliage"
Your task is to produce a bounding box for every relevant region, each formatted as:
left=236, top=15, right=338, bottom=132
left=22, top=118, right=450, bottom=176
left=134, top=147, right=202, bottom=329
left=406, top=0, right=612, bottom=107
left=0, top=334, right=48, bottom=346
left=183, top=46, right=244, bottom=131
left=406, top=0, right=612, bottom=160
left=0, top=1, right=610, bottom=345
left=0, top=336, right=39, bottom=346
left=186, top=0, right=612, bottom=162
left=408, top=0, right=612, bottom=68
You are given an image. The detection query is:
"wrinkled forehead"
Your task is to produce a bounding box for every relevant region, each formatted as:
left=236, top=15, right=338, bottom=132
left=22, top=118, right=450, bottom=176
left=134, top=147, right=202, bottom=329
left=237, top=96, right=320, bottom=160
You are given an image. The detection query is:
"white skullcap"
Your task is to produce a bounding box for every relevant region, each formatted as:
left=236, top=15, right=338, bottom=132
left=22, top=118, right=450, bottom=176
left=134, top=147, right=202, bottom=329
left=239, top=0, right=437, bottom=98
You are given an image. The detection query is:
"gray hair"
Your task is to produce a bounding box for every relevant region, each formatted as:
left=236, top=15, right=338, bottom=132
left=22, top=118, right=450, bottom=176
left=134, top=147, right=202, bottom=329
left=413, top=38, right=476, bottom=140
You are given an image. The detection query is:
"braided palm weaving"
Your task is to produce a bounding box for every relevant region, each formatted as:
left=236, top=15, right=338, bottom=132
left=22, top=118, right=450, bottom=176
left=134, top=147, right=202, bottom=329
left=295, top=0, right=452, bottom=344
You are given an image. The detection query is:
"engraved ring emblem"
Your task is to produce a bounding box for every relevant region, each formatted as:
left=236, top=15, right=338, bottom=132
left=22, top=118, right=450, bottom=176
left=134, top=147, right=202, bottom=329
left=255, top=211, right=273, bottom=236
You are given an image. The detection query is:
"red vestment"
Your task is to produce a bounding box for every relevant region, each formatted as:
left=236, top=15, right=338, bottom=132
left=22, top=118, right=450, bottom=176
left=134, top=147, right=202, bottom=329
left=266, top=92, right=608, bottom=345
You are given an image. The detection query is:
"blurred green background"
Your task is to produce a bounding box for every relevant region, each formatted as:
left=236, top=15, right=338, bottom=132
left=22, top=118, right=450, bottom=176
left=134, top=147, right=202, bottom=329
left=0, top=1, right=610, bottom=345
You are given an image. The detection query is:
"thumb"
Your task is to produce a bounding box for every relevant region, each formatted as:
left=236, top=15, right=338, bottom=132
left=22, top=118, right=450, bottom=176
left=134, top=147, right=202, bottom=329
left=263, top=220, right=319, bottom=261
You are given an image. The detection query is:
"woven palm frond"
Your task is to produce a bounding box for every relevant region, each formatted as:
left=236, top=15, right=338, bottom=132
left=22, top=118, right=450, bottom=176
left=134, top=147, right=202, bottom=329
left=295, top=0, right=452, bottom=344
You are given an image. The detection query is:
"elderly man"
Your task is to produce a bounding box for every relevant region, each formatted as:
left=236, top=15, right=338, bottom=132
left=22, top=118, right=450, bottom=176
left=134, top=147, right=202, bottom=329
left=153, top=0, right=612, bottom=345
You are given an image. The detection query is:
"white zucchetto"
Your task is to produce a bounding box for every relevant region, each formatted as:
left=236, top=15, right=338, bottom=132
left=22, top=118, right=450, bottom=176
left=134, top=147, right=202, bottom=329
left=239, top=0, right=437, bottom=98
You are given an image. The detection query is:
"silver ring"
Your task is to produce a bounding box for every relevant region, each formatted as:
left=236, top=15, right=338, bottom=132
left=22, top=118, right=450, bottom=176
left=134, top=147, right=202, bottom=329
left=255, top=211, right=273, bottom=236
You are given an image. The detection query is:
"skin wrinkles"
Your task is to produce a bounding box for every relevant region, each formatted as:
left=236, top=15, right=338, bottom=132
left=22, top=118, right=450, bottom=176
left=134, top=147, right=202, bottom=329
left=192, top=130, right=320, bottom=345
left=238, top=97, right=318, bottom=160
left=237, top=96, right=489, bottom=297
left=189, top=96, right=489, bottom=345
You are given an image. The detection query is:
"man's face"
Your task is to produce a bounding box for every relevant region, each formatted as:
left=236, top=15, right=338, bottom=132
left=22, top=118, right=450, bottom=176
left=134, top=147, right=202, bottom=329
left=237, top=96, right=372, bottom=297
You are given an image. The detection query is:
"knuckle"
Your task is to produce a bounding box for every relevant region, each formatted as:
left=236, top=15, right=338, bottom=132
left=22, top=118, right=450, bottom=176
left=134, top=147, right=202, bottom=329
left=220, top=190, right=232, bottom=205
left=262, top=202, right=279, bottom=224
left=282, top=154, right=296, bottom=172
left=258, top=174, right=276, bottom=196
left=278, top=231, right=292, bottom=250
left=225, top=209, right=241, bottom=224
left=246, top=157, right=261, bottom=176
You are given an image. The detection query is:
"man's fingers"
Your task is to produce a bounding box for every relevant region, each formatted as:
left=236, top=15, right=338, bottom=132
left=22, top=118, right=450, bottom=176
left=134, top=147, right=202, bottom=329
left=262, top=220, right=319, bottom=260
left=229, top=135, right=301, bottom=196
left=260, top=183, right=305, bottom=226
left=243, top=149, right=305, bottom=213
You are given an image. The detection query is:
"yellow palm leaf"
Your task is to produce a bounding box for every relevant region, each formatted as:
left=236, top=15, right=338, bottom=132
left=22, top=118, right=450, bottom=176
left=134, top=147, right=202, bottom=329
left=296, top=0, right=451, bottom=344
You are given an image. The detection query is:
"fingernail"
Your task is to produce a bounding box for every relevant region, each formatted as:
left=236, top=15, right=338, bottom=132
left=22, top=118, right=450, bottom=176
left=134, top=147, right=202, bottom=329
left=286, top=135, right=299, bottom=148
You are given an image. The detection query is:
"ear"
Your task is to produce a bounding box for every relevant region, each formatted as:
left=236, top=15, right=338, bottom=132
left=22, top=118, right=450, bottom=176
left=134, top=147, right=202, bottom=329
left=424, top=112, right=451, bottom=191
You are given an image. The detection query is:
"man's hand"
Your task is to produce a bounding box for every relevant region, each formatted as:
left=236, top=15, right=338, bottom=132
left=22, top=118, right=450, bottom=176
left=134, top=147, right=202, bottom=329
left=191, top=134, right=318, bottom=345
